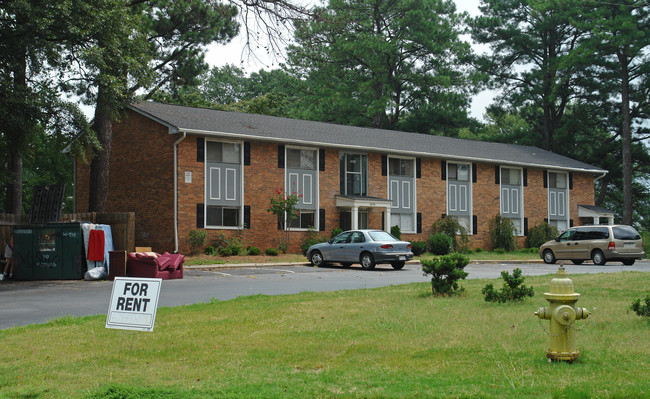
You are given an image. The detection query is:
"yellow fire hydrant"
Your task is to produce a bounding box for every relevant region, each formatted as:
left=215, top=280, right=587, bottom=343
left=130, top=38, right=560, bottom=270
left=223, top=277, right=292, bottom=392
left=534, top=266, right=590, bottom=362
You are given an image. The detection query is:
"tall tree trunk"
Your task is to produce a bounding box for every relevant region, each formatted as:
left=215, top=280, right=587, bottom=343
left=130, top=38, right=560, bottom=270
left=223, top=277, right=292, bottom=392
left=4, top=150, right=23, bottom=214
left=619, top=50, right=633, bottom=225
left=4, top=45, right=27, bottom=214
left=88, top=85, right=113, bottom=212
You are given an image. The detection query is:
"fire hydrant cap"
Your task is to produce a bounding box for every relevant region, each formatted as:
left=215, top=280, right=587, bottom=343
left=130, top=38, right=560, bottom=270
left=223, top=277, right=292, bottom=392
left=544, top=266, right=580, bottom=301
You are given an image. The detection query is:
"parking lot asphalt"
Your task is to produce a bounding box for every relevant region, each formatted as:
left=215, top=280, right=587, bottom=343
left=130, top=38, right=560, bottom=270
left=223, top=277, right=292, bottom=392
left=1, top=260, right=648, bottom=330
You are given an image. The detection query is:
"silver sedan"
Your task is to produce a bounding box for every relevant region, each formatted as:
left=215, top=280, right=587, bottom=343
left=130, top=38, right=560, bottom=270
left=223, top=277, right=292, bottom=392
left=306, top=229, right=413, bottom=270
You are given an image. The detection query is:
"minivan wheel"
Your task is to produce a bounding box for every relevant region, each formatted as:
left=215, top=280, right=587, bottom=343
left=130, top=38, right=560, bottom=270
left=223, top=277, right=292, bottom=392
left=571, top=260, right=584, bottom=265
left=543, top=249, right=556, bottom=264
left=592, top=249, right=607, bottom=266
left=622, top=259, right=635, bottom=266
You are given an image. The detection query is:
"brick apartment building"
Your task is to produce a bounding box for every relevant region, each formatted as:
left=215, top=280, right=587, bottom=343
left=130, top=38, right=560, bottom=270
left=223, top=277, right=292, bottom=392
left=74, top=101, right=609, bottom=254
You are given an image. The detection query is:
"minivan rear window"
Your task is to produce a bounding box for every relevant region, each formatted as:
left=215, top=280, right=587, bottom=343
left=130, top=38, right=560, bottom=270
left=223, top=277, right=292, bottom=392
left=613, top=226, right=641, bottom=240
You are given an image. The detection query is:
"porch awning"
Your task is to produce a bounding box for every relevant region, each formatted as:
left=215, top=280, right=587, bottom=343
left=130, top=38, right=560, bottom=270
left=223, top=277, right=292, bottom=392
left=335, top=195, right=393, bottom=209
left=335, top=195, right=393, bottom=231
left=578, top=204, right=615, bottom=224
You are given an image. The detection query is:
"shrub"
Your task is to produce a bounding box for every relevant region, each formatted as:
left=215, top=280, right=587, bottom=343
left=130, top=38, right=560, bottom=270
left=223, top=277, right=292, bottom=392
left=301, top=229, right=328, bottom=256
left=630, top=295, right=650, bottom=317
left=481, top=268, right=535, bottom=303
left=431, top=217, right=468, bottom=252
left=525, top=222, right=559, bottom=249
left=421, top=253, right=469, bottom=296
left=330, top=228, right=343, bottom=239
left=218, top=246, right=235, bottom=257
left=410, top=240, right=428, bottom=256
left=494, top=248, right=506, bottom=254
left=246, top=246, right=261, bottom=256
left=188, top=230, right=207, bottom=255
left=391, top=225, right=401, bottom=240
left=489, top=214, right=516, bottom=251
left=265, top=247, right=279, bottom=256
left=205, top=232, right=244, bottom=257
left=428, top=232, right=453, bottom=255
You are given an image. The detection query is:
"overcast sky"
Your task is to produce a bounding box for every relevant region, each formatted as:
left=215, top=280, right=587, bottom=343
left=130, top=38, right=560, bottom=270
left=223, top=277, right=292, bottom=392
left=204, top=0, right=494, bottom=121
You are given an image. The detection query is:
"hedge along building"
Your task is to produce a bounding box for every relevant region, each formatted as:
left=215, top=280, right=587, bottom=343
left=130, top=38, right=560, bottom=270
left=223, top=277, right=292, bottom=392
left=74, top=101, right=609, bottom=254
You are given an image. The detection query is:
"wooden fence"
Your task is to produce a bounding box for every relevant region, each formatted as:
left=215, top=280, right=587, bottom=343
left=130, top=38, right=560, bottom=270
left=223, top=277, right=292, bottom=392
left=0, top=212, right=135, bottom=252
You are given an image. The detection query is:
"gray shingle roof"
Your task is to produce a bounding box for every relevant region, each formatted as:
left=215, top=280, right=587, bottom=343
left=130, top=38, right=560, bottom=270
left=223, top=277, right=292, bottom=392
left=131, top=101, right=606, bottom=174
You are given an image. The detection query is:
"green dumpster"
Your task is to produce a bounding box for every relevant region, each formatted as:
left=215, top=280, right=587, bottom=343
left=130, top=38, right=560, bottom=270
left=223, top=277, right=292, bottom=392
left=13, top=223, right=85, bottom=280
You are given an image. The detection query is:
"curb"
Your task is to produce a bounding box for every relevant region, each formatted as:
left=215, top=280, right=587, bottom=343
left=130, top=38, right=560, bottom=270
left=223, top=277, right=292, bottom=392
left=185, top=259, right=544, bottom=270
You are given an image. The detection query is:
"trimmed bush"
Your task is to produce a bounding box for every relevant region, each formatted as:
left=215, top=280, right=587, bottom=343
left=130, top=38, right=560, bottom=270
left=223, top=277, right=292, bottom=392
left=410, top=240, right=427, bottom=256
left=421, top=253, right=469, bottom=296
left=431, top=216, right=469, bottom=251
left=525, top=222, right=559, bottom=249
left=265, top=247, right=279, bottom=256
left=428, top=232, right=453, bottom=255
left=481, top=268, right=534, bottom=303
left=246, top=246, right=261, bottom=256
left=330, top=228, right=343, bottom=239
left=391, top=225, right=401, bottom=240
left=489, top=214, right=516, bottom=251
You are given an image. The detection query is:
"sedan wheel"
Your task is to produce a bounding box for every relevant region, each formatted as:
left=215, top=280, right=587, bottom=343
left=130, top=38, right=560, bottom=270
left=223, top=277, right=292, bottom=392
left=360, top=253, right=376, bottom=270
left=309, top=250, right=324, bottom=267
left=391, top=261, right=405, bottom=270
left=543, top=249, right=556, bottom=264
left=592, top=249, right=607, bottom=266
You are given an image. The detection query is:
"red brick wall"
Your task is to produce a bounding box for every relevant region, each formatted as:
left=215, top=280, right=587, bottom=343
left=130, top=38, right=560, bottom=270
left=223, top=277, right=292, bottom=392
left=75, top=110, right=177, bottom=252
left=77, top=110, right=598, bottom=255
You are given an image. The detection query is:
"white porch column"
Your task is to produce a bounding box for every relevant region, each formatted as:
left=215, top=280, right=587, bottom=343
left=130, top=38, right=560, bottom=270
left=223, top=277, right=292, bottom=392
left=593, top=216, right=599, bottom=225
left=384, top=206, right=391, bottom=232
left=608, top=216, right=614, bottom=225
left=351, top=205, right=359, bottom=230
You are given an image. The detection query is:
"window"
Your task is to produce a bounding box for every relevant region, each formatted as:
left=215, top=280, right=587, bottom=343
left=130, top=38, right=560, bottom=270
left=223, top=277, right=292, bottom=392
left=389, top=158, right=413, bottom=177
left=286, top=147, right=318, bottom=230
left=206, top=140, right=242, bottom=228
left=389, top=157, right=416, bottom=233
left=500, top=167, right=523, bottom=235
left=332, top=232, right=351, bottom=244
left=288, top=210, right=315, bottom=229
left=340, top=153, right=368, bottom=196
left=613, top=226, right=639, bottom=240
left=448, top=164, right=469, bottom=181
left=206, top=206, right=239, bottom=227
left=447, top=162, right=472, bottom=234
left=287, top=148, right=315, bottom=169
left=207, top=142, right=240, bottom=164
left=548, top=171, right=568, bottom=231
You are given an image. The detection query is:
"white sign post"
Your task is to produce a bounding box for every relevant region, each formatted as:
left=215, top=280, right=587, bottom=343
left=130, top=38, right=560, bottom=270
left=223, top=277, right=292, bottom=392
left=106, top=277, right=162, bottom=332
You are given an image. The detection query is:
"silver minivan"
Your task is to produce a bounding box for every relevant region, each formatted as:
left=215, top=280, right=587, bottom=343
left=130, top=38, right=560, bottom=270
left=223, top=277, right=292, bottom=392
left=539, top=225, right=645, bottom=265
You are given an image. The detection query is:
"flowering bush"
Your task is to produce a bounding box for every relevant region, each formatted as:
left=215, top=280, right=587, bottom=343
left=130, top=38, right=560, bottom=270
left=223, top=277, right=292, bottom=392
left=267, top=187, right=301, bottom=228
left=267, top=188, right=302, bottom=252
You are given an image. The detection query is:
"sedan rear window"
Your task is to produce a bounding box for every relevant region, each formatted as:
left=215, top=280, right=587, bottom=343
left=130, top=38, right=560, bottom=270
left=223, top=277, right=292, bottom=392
left=613, top=226, right=641, bottom=240
left=368, top=231, right=397, bottom=241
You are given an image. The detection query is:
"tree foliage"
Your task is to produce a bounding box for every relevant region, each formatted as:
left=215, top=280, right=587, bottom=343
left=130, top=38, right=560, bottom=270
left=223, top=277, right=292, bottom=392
left=287, top=0, right=478, bottom=134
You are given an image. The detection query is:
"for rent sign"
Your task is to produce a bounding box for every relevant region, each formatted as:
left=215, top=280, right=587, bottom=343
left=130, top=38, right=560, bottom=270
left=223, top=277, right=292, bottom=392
left=106, top=277, right=162, bottom=332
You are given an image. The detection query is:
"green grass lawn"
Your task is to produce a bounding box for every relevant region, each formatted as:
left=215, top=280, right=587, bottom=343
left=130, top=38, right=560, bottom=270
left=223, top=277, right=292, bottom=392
left=1, top=272, right=648, bottom=398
